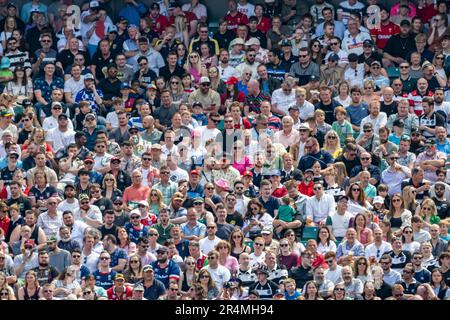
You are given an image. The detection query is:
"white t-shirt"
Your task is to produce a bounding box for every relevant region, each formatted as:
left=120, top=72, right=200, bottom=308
left=57, top=199, right=80, bottom=213
left=199, top=236, right=221, bottom=255
left=64, top=76, right=85, bottom=101
left=203, top=265, right=231, bottom=290
left=196, top=126, right=220, bottom=148
left=325, top=265, right=343, bottom=285
left=237, top=2, right=255, bottom=18
left=328, top=211, right=352, bottom=238
left=43, top=116, right=73, bottom=132
left=93, top=153, right=113, bottom=171
left=106, top=111, right=119, bottom=130
left=271, top=88, right=296, bottom=115
left=46, top=127, right=76, bottom=152
left=169, top=167, right=189, bottom=183
left=249, top=251, right=266, bottom=268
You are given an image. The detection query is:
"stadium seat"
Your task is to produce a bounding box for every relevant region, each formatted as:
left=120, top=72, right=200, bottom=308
left=302, top=226, right=319, bottom=241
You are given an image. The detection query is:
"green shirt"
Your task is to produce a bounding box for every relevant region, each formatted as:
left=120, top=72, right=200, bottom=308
left=332, top=120, right=354, bottom=147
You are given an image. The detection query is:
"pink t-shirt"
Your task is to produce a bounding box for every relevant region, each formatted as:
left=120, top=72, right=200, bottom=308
left=232, top=156, right=253, bottom=175
left=220, top=255, right=239, bottom=274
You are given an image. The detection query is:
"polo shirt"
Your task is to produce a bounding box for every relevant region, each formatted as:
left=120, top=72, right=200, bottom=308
left=143, top=279, right=166, bottom=300
left=180, top=221, right=206, bottom=238
left=151, top=259, right=181, bottom=288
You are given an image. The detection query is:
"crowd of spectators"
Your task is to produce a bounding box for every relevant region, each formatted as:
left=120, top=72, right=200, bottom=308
left=0, top=0, right=449, bottom=301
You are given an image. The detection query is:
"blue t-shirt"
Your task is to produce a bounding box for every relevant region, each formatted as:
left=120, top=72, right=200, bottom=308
left=93, top=269, right=117, bottom=289
left=436, top=139, right=450, bottom=156
left=110, top=248, right=128, bottom=269
left=346, top=104, right=369, bottom=126
left=151, top=259, right=181, bottom=288
left=258, top=196, right=280, bottom=218
left=285, top=291, right=301, bottom=300
left=124, top=222, right=149, bottom=244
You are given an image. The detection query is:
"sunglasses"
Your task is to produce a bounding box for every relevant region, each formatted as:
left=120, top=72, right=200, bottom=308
left=83, top=291, right=92, bottom=295
left=351, top=188, right=361, bottom=191
left=360, top=157, right=371, bottom=160
left=100, top=257, right=110, bottom=261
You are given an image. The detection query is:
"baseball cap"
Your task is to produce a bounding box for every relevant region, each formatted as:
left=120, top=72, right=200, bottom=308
left=150, top=2, right=160, bottom=10
left=243, top=170, right=253, bottom=177
left=7, top=3, right=17, bottom=9
left=190, top=169, right=200, bottom=175
left=230, top=38, right=245, bottom=47
left=304, top=168, right=314, bottom=174
left=172, top=192, right=185, bottom=201
left=245, top=37, right=260, bottom=46
left=151, top=143, right=162, bottom=150
left=128, top=126, right=139, bottom=133
left=192, top=101, right=203, bottom=108
left=79, top=194, right=90, bottom=201
left=373, top=196, right=384, bottom=205
left=114, top=273, right=125, bottom=281
left=273, top=289, right=284, bottom=297
left=84, top=73, right=95, bottom=81
left=146, top=83, right=157, bottom=90
left=328, top=53, right=339, bottom=61
left=107, top=25, right=118, bottom=33
left=90, top=1, right=100, bottom=8
left=363, top=39, right=374, bottom=47
left=371, top=60, right=382, bottom=67
left=156, top=246, right=169, bottom=253
left=138, top=200, right=149, bottom=207
left=280, top=39, right=292, bottom=47
left=425, top=138, right=435, bottom=146
left=200, top=76, right=210, bottom=84
left=298, top=122, right=310, bottom=130
left=0, top=110, right=13, bottom=117
left=52, top=101, right=63, bottom=108
left=261, top=226, right=273, bottom=235
left=64, top=182, right=75, bottom=189
left=84, top=157, right=94, bottom=164
left=215, top=178, right=229, bottom=190
left=393, top=119, right=405, bottom=127
left=225, top=76, right=239, bottom=85
left=400, top=19, right=411, bottom=27
left=133, top=285, right=145, bottom=291
left=142, top=265, right=153, bottom=272
left=46, top=235, right=57, bottom=243
left=58, top=113, right=68, bottom=120
left=111, top=156, right=121, bottom=163
left=168, top=0, right=181, bottom=9
left=309, top=75, right=319, bottom=82
left=85, top=113, right=96, bottom=120
left=113, top=197, right=123, bottom=204
left=130, top=208, right=142, bottom=217
left=338, top=195, right=349, bottom=202
left=127, top=24, right=138, bottom=30
left=24, top=239, right=35, bottom=248
left=120, top=82, right=131, bottom=90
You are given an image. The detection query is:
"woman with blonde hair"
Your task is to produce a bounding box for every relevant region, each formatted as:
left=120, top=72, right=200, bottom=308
left=101, top=173, right=122, bottom=202
left=179, top=256, right=198, bottom=293
left=169, top=75, right=188, bottom=107
left=385, top=193, right=412, bottom=234
left=402, top=186, right=418, bottom=214
left=184, top=50, right=205, bottom=84
left=322, top=130, right=342, bottom=159
left=419, top=198, right=440, bottom=230
left=333, top=162, right=350, bottom=192
left=17, top=270, right=41, bottom=300
left=148, top=188, right=165, bottom=214
left=174, top=15, right=189, bottom=48
left=215, top=240, right=239, bottom=274
left=208, top=66, right=225, bottom=94
left=22, top=127, right=54, bottom=159
left=0, top=271, right=15, bottom=300
left=361, top=79, right=379, bottom=105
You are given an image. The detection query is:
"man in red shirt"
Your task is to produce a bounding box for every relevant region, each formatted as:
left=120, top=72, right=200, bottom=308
left=225, top=0, right=249, bottom=32
left=370, top=6, right=400, bottom=50
left=147, top=2, right=169, bottom=36
left=107, top=273, right=133, bottom=300
left=168, top=1, right=198, bottom=39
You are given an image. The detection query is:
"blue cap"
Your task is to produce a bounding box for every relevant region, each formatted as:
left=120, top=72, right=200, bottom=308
left=120, top=83, right=131, bottom=89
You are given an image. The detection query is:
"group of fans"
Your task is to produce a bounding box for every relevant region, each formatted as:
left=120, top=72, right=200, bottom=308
left=0, top=0, right=449, bottom=301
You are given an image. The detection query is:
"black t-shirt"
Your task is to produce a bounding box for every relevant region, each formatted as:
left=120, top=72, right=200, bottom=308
left=288, top=265, right=313, bottom=289
left=98, top=225, right=118, bottom=239
left=258, top=196, right=280, bottom=218
left=32, top=266, right=60, bottom=286
left=158, top=65, right=185, bottom=82
left=384, top=34, right=416, bottom=61
left=6, top=196, right=32, bottom=217
left=248, top=30, right=267, bottom=48
left=226, top=211, right=244, bottom=228
left=91, top=52, right=116, bottom=81
left=213, top=30, right=235, bottom=52
left=18, top=128, right=33, bottom=145
left=266, top=61, right=291, bottom=83
left=315, top=99, right=342, bottom=124
left=0, top=166, right=17, bottom=185
left=335, top=154, right=360, bottom=176
left=380, top=101, right=398, bottom=117
left=433, top=197, right=450, bottom=220
left=280, top=53, right=298, bottom=69
left=401, top=178, right=430, bottom=201
left=56, top=50, right=91, bottom=70
left=93, top=198, right=114, bottom=212
left=248, top=280, right=279, bottom=300
left=132, top=68, right=158, bottom=85
left=98, top=78, right=123, bottom=101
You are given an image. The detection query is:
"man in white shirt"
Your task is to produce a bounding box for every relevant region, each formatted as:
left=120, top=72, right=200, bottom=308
left=326, top=195, right=352, bottom=241
left=217, top=49, right=239, bottom=81
left=166, top=153, right=188, bottom=183
left=271, top=78, right=296, bottom=116
left=42, top=101, right=73, bottom=132
left=46, top=114, right=76, bottom=153
left=57, top=183, right=79, bottom=213
left=343, top=53, right=365, bottom=87
left=359, top=100, right=387, bottom=135
left=199, top=223, right=221, bottom=255
left=73, top=194, right=103, bottom=228
left=195, top=112, right=221, bottom=148
left=324, top=252, right=343, bottom=285
left=237, top=0, right=255, bottom=18
left=202, top=250, right=231, bottom=290
left=365, top=228, right=393, bottom=262
left=306, top=181, right=336, bottom=225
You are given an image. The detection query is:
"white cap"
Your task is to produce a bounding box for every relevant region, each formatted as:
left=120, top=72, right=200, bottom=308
left=130, top=209, right=142, bottom=217
left=138, top=200, right=149, bottom=207
left=373, top=196, right=384, bottom=205
left=245, top=37, right=260, bottom=46
left=90, top=1, right=100, bottom=8
left=200, top=76, right=210, bottom=84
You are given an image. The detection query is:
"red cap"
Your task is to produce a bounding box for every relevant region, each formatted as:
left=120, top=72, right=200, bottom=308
left=190, top=169, right=200, bottom=175
left=84, top=157, right=94, bottom=163
left=225, top=76, right=239, bottom=85
left=24, top=239, right=35, bottom=248
left=243, top=170, right=253, bottom=177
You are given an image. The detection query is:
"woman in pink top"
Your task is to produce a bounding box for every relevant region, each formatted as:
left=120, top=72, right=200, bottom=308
left=231, top=141, right=253, bottom=175
left=352, top=213, right=373, bottom=247
left=216, top=240, right=239, bottom=274
left=184, top=51, right=205, bottom=84
left=122, top=170, right=151, bottom=211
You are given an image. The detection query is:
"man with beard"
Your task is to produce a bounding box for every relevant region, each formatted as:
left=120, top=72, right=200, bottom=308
left=401, top=168, right=431, bottom=203
left=32, top=250, right=59, bottom=286
left=373, top=126, right=398, bottom=160
left=98, top=64, right=122, bottom=110
left=46, top=235, right=71, bottom=274
left=383, top=19, right=416, bottom=67
left=433, top=88, right=450, bottom=132
left=57, top=183, right=79, bottom=213
left=236, top=47, right=260, bottom=80
left=434, top=126, right=450, bottom=156
left=188, top=77, right=221, bottom=114
left=414, top=139, right=446, bottom=183
left=103, top=234, right=128, bottom=272
left=218, top=48, right=239, bottom=82
left=431, top=181, right=450, bottom=220
left=387, top=99, right=419, bottom=136
left=380, top=87, right=398, bottom=117
left=151, top=246, right=181, bottom=289
left=98, top=210, right=118, bottom=239
left=419, top=97, right=446, bottom=139
left=341, top=266, right=363, bottom=299
left=408, top=78, right=434, bottom=117
left=62, top=211, right=88, bottom=248
left=57, top=226, right=81, bottom=253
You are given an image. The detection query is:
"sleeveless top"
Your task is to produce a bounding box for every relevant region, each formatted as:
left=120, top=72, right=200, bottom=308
left=231, top=245, right=250, bottom=260
left=181, top=271, right=196, bottom=292
left=24, top=287, right=41, bottom=300
left=390, top=216, right=403, bottom=229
